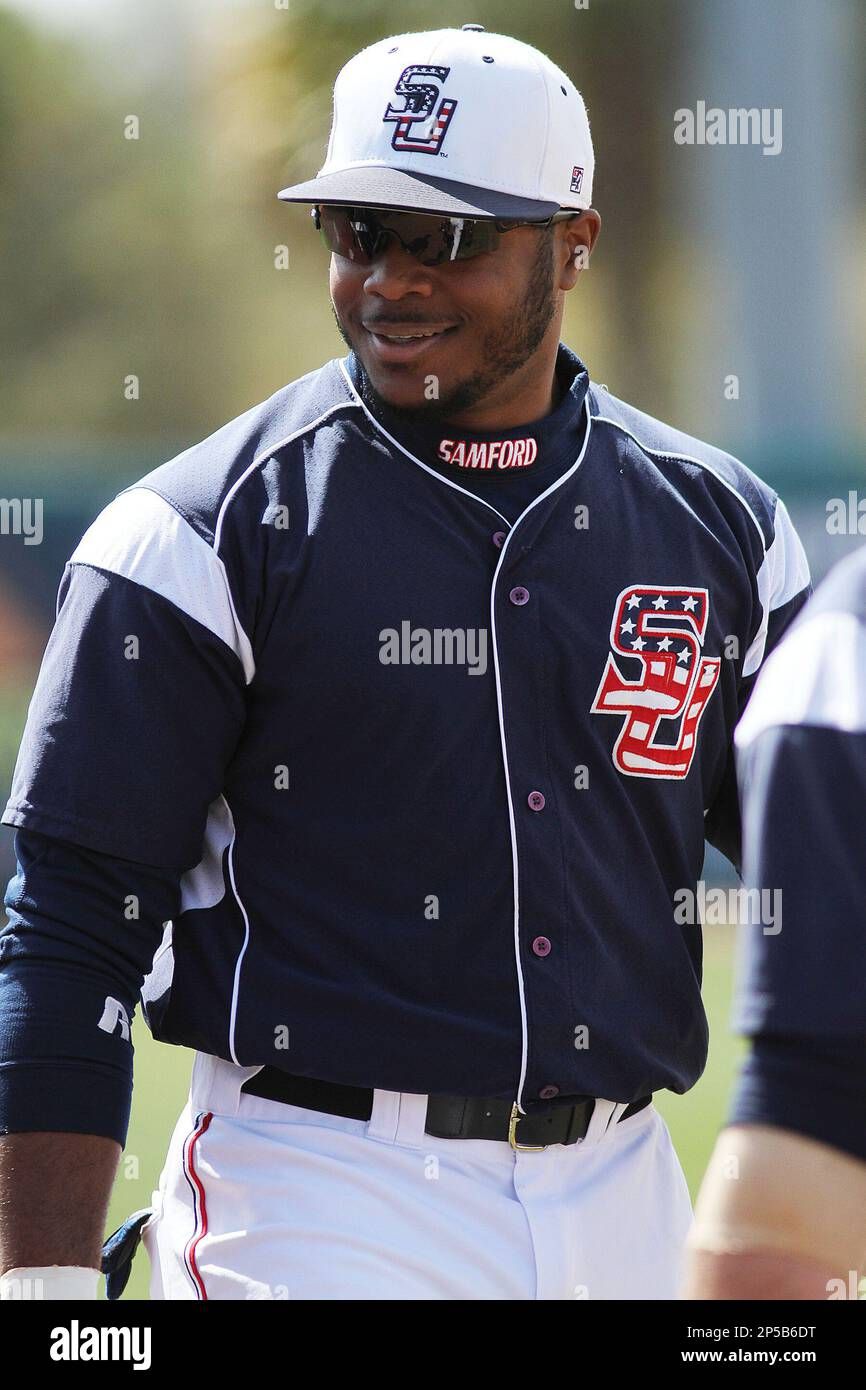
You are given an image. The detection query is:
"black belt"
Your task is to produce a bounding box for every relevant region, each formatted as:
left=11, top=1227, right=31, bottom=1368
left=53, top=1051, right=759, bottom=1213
left=240, top=1067, right=652, bottom=1150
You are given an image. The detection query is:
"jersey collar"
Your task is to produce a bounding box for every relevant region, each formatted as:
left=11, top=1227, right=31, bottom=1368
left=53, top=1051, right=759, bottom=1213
left=342, top=342, right=590, bottom=488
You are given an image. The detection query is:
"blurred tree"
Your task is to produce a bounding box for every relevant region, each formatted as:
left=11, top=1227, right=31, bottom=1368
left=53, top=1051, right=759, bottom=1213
left=0, top=0, right=725, bottom=453
left=0, top=6, right=242, bottom=445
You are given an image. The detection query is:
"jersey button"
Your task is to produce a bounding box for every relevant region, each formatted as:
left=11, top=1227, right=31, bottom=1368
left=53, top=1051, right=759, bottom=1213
left=492, top=530, right=507, bottom=548
left=539, top=1084, right=560, bottom=1100
left=531, top=935, right=552, bottom=957
left=509, top=586, right=530, bottom=606
left=527, top=790, right=545, bottom=811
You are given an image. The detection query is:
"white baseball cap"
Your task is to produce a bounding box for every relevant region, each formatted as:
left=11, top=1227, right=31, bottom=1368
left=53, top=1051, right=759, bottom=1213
left=277, top=23, right=594, bottom=221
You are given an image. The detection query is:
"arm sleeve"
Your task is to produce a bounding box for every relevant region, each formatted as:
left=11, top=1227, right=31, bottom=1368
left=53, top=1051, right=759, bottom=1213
left=704, top=495, right=811, bottom=874
left=730, top=1035, right=866, bottom=1164
left=0, top=484, right=255, bottom=1142
left=726, top=603, right=866, bottom=1160
left=0, top=828, right=182, bottom=1145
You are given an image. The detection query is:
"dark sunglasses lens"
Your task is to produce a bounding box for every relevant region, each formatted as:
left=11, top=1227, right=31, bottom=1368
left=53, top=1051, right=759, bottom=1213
left=316, top=207, right=376, bottom=263
left=374, top=210, right=445, bottom=264
left=316, top=206, right=500, bottom=265
left=373, top=211, right=500, bottom=264
left=447, top=218, right=502, bottom=261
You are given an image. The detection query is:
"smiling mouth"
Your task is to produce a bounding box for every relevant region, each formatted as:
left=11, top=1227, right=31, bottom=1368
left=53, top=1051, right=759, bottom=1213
left=370, top=328, right=449, bottom=339
left=364, top=323, right=459, bottom=361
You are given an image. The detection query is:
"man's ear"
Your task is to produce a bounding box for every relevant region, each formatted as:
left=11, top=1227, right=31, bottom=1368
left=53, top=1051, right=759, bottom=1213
left=560, top=210, right=601, bottom=289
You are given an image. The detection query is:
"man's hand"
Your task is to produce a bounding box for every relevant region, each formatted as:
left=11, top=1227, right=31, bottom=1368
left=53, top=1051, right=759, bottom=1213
left=682, top=1124, right=866, bottom=1301
left=0, top=1131, right=120, bottom=1274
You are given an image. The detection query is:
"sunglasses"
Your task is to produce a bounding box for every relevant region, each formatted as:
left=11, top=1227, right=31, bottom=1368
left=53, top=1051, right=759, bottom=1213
left=312, top=204, right=581, bottom=268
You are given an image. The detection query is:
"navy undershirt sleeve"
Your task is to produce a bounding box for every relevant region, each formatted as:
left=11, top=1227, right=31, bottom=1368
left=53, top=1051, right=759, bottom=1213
left=730, top=1034, right=866, bottom=1163
left=0, top=827, right=181, bottom=1145
left=729, top=719, right=866, bottom=1161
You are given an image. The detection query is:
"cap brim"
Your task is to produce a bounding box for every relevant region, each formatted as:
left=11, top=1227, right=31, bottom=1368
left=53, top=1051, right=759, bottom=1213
left=276, top=166, right=564, bottom=221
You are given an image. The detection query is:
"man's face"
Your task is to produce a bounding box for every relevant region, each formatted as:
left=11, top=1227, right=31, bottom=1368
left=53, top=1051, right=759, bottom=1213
left=328, top=212, right=583, bottom=422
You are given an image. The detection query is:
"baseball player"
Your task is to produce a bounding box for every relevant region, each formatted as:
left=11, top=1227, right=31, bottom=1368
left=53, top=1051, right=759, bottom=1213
left=0, top=24, right=811, bottom=1302
left=684, top=546, right=866, bottom=1300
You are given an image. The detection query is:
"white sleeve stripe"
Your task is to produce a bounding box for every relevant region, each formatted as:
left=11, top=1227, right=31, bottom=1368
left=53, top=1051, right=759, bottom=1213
left=742, top=497, right=811, bottom=677
left=69, top=487, right=256, bottom=684
left=735, top=610, right=866, bottom=746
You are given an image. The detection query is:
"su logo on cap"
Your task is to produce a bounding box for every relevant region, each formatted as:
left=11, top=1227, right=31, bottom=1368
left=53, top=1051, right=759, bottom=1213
left=383, top=65, right=458, bottom=155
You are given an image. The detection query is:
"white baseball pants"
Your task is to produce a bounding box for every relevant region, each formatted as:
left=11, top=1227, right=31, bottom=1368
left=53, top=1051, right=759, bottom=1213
left=141, top=1053, right=693, bottom=1300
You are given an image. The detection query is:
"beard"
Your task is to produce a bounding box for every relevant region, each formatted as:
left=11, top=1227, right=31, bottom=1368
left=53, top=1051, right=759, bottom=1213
left=334, top=229, right=559, bottom=426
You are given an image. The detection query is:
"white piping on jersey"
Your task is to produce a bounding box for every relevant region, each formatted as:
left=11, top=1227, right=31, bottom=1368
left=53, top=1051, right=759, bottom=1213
left=223, top=794, right=254, bottom=1065
left=213, top=396, right=364, bottom=553
left=94, top=402, right=364, bottom=692
left=338, top=358, right=511, bottom=525
left=589, top=412, right=768, bottom=548
left=489, top=394, right=593, bottom=1113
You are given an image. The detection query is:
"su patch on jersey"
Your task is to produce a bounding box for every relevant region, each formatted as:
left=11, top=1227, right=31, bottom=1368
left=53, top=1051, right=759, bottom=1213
left=590, top=585, right=721, bottom=779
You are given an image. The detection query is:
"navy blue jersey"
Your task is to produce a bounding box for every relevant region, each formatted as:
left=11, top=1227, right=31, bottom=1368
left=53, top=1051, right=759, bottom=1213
left=1, top=342, right=810, bottom=1122
left=729, top=546, right=866, bottom=1160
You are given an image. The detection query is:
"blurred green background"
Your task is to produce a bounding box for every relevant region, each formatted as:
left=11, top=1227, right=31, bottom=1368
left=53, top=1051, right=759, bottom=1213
left=1, top=0, right=865, bottom=1299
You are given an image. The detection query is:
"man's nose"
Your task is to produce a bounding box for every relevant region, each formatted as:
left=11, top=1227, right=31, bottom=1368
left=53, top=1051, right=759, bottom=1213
left=362, top=236, right=434, bottom=298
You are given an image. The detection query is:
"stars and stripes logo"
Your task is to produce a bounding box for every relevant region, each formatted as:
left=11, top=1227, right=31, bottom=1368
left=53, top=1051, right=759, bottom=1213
left=590, top=584, right=721, bottom=779
left=383, top=65, right=458, bottom=155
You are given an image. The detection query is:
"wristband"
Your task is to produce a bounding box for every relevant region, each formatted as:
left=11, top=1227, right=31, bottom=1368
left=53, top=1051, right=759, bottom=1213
left=0, top=1265, right=100, bottom=1300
